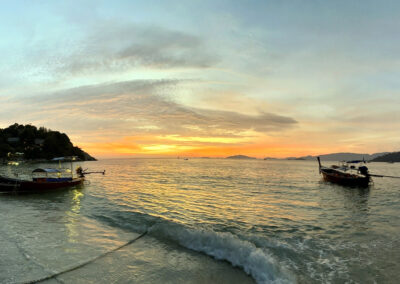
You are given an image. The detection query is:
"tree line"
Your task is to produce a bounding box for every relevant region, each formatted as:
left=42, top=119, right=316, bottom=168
left=0, top=123, right=95, bottom=161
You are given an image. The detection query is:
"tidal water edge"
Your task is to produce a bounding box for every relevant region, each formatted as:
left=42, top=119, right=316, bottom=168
left=1, top=159, right=399, bottom=283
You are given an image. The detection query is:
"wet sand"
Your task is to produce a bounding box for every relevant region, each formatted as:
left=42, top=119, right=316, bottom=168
left=39, top=235, right=254, bottom=284
left=0, top=196, right=253, bottom=284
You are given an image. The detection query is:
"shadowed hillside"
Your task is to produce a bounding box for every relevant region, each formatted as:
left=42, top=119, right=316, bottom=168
left=370, top=152, right=400, bottom=163
left=0, top=123, right=95, bottom=161
left=289, top=152, right=388, bottom=161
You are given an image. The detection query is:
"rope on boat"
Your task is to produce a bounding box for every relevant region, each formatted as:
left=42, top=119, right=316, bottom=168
left=22, top=231, right=148, bottom=284
left=369, top=174, right=400, bottom=179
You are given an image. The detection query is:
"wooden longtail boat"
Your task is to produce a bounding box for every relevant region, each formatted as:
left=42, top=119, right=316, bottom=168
left=0, top=168, right=84, bottom=193
left=317, top=157, right=371, bottom=187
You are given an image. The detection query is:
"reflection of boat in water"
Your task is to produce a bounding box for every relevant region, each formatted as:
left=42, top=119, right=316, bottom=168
left=0, top=168, right=84, bottom=193
left=317, top=157, right=371, bottom=187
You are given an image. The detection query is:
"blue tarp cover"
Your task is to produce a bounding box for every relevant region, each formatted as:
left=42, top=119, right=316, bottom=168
left=32, top=168, right=61, bottom=173
left=346, top=160, right=364, bottom=163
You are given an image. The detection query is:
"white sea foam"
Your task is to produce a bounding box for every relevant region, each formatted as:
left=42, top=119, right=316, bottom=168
left=148, top=222, right=295, bottom=284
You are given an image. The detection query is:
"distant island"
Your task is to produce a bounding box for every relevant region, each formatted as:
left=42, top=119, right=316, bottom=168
left=226, top=152, right=397, bottom=161
left=287, top=152, right=389, bottom=161
left=222, top=152, right=399, bottom=162
left=226, top=155, right=256, bottom=160
left=0, top=123, right=96, bottom=162
left=370, top=152, right=400, bottom=163
left=285, top=152, right=400, bottom=163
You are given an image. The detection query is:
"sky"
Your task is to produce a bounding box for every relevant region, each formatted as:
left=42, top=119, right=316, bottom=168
left=1, top=0, right=400, bottom=158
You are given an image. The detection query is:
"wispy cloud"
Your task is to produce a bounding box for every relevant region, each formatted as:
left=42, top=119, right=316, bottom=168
left=31, top=23, right=218, bottom=79
left=6, top=80, right=297, bottom=150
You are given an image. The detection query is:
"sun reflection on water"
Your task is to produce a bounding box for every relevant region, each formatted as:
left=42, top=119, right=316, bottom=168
left=64, top=189, right=84, bottom=243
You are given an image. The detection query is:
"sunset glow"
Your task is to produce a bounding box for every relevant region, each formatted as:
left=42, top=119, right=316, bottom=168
left=1, top=1, right=400, bottom=158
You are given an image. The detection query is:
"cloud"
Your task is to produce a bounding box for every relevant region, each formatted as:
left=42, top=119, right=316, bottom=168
left=8, top=80, right=297, bottom=144
left=114, top=26, right=215, bottom=68
left=194, top=108, right=296, bottom=134
left=34, top=23, right=218, bottom=77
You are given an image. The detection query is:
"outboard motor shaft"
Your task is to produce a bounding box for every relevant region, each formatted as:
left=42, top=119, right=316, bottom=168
left=358, top=166, right=369, bottom=176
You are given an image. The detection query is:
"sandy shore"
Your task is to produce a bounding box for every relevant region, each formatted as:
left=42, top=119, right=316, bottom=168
left=38, top=234, right=254, bottom=284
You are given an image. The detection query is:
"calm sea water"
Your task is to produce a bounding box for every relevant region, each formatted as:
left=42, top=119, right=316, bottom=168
left=1, top=159, right=399, bottom=283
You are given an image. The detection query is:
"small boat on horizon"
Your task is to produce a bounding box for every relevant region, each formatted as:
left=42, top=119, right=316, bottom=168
left=317, top=157, right=371, bottom=187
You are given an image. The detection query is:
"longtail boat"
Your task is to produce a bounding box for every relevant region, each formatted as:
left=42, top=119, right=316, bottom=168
left=0, top=168, right=85, bottom=193
left=317, top=157, right=371, bottom=187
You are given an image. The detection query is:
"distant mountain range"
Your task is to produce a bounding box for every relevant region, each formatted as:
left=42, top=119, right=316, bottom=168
left=370, top=152, right=400, bottom=162
left=286, top=152, right=389, bottom=161
left=225, top=152, right=399, bottom=162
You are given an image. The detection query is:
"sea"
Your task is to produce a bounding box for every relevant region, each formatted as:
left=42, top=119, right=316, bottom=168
left=0, top=159, right=399, bottom=284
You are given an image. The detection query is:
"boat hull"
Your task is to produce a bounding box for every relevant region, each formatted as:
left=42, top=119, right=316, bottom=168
left=320, top=168, right=370, bottom=187
left=0, top=176, right=84, bottom=193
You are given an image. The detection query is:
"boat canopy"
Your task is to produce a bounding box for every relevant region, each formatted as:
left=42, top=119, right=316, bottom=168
left=346, top=160, right=364, bottom=164
left=51, top=156, right=78, bottom=161
left=52, top=157, right=66, bottom=161
left=32, top=168, right=61, bottom=173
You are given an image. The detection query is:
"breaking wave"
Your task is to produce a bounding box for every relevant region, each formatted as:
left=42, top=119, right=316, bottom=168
left=93, top=210, right=294, bottom=284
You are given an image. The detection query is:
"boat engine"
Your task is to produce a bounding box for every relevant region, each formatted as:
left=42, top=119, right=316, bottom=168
left=358, top=166, right=369, bottom=176
left=76, top=166, right=85, bottom=177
